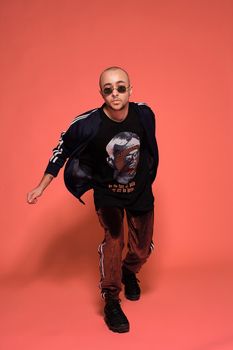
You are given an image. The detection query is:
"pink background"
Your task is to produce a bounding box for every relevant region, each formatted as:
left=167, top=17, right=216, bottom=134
left=1, top=0, right=232, bottom=349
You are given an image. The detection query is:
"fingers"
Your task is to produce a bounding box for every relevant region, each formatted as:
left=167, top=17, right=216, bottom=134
left=27, top=191, right=39, bottom=204
left=27, top=194, right=36, bottom=204
left=28, top=197, right=37, bottom=204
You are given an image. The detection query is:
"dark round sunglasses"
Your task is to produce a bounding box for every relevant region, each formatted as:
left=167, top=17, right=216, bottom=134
left=102, top=85, right=129, bottom=96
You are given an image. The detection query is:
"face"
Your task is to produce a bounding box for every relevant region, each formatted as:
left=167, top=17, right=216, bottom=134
left=99, top=69, right=132, bottom=111
left=114, top=145, right=140, bottom=173
left=125, top=147, right=140, bottom=169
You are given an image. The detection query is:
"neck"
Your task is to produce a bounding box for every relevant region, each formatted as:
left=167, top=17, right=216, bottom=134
left=104, top=103, right=129, bottom=122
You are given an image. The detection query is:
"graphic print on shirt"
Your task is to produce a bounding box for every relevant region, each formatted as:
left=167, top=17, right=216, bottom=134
left=106, top=132, right=140, bottom=192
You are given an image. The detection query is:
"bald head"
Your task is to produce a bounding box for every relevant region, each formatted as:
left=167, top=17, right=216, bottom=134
left=99, top=66, right=130, bottom=89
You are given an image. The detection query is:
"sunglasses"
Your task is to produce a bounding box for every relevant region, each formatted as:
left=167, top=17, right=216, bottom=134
left=102, top=85, right=130, bottom=96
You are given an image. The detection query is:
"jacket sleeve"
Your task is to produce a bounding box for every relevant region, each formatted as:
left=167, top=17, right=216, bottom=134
left=138, top=103, right=159, bottom=182
left=44, top=122, right=80, bottom=177
left=136, top=102, right=159, bottom=183
left=148, top=108, right=159, bottom=182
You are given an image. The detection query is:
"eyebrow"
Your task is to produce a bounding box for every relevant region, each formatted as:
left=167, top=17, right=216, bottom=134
left=103, top=80, right=126, bottom=87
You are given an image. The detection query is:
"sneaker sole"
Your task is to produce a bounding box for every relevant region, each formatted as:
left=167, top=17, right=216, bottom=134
left=125, top=294, right=140, bottom=301
left=104, top=318, right=130, bottom=333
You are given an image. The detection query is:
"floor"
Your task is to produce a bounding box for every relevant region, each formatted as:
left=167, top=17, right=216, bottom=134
left=0, top=263, right=232, bottom=350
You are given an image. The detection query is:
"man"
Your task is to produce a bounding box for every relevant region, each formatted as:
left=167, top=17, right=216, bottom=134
left=27, top=66, right=159, bottom=333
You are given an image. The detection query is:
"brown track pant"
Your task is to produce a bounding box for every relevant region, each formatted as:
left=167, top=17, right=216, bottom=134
left=97, top=207, right=154, bottom=300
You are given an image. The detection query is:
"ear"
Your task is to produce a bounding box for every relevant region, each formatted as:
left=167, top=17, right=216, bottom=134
left=129, top=85, right=133, bottom=96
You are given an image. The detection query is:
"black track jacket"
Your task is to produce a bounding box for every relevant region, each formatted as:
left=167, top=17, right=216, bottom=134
left=44, top=102, right=159, bottom=204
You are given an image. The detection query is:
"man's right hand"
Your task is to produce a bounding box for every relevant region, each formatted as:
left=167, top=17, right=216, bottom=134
left=27, top=173, right=54, bottom=204
left=27, top=187, right=43, bottom=204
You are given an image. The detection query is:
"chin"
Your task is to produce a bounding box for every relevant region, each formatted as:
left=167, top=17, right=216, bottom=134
left=109, top=103, right=126, bottom=111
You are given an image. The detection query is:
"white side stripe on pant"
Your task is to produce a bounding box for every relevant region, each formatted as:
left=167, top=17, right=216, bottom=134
left=150, top=241, right=155, bottom=251
left=98, top=242, right=106, bottom=279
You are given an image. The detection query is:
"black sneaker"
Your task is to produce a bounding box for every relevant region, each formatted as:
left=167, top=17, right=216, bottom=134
left=104, top=299, right=130, bottom=333
left=122, top=266, right=141, bottom=301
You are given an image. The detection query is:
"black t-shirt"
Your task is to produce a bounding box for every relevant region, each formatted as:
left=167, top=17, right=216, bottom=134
left=80, top=104, right=154, bottom=211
